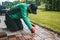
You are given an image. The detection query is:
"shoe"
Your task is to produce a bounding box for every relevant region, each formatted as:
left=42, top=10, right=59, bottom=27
left=31, top=27, right=36, bottom=33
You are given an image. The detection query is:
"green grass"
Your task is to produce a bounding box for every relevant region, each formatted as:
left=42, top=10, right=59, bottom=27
left=29, top=9, right=60, bottom=33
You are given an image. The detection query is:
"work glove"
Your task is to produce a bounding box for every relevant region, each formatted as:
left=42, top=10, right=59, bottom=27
left=31, top=27, right=36, bottom=33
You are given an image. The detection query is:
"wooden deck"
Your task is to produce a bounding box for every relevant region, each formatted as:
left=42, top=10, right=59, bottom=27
left=0, top=16, right=60, bottom=40
left=0, top=25, right=60, bottom=40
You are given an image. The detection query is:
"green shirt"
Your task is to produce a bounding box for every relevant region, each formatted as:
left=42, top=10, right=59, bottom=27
left=8, top=3, right=32, bottom=30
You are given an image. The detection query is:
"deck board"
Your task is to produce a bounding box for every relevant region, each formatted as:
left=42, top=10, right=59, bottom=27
left=0, top=16, right=60, bottom=40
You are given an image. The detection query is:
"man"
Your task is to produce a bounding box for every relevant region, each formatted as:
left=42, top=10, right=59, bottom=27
left=5, top=3, right=37, bottom=33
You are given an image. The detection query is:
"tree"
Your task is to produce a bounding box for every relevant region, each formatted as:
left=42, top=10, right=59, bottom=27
left=36, top=0, right=40, bottom=5
left=45, top=0, right=60, bottom=11
left=45, top=0, right=52, bottom=11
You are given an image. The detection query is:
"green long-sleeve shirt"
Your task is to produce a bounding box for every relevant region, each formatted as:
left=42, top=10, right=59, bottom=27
left=8, top=3, right=32, bottom=30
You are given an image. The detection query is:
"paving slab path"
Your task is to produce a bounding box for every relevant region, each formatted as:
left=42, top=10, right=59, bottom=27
left=0, top=16, right=60, bottom=40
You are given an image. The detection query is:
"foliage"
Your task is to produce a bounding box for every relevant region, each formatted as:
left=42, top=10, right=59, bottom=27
left=45, top=0, right=60, bottom=11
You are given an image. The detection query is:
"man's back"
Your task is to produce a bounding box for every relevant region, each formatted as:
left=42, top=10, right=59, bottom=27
left=8, top=3, right=29, bottom=19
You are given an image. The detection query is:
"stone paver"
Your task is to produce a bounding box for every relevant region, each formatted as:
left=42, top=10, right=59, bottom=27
left=0, top=16, right=60, bottom=40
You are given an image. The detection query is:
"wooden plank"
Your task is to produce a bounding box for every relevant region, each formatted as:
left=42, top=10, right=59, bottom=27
left=8, top=35, right=16, bottom=40
left=0, top=32, right=7, bottom=38
left=0, top=19, right=1, bottom=23
left=0, top=37, right=8, bottom=40
left=21, top=33, right=32, bottom=40
left=23, top=26, right=41, bottom=40
left=16, top=34, right=25, bottom=40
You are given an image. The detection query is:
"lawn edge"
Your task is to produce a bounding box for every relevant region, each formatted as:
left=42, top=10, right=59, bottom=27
left=31, top=21, right=60, bottom=35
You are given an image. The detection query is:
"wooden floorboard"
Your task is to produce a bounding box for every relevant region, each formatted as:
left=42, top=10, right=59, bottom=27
left=0, top=26, right=41, bottom=40
left=0, top=16, right=60, bottom=40
left=0, top=26, right=59, bottom=40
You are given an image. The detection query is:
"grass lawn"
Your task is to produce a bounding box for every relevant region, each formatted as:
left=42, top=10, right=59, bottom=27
left=29, top=9, right=60, bottom=33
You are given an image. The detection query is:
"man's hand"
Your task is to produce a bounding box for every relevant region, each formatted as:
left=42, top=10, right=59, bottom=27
left=31, top=27, right=36, bottom=33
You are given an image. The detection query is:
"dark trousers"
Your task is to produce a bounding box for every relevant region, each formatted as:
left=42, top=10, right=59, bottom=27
left=5, top=14, right=23, bottom=31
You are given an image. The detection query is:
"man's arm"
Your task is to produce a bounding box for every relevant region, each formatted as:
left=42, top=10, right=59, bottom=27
left=20, top=5, right=32, bottom=31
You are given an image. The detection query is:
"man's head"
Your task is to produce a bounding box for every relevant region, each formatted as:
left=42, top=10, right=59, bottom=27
left=28, top=4, right=37, bottom=14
